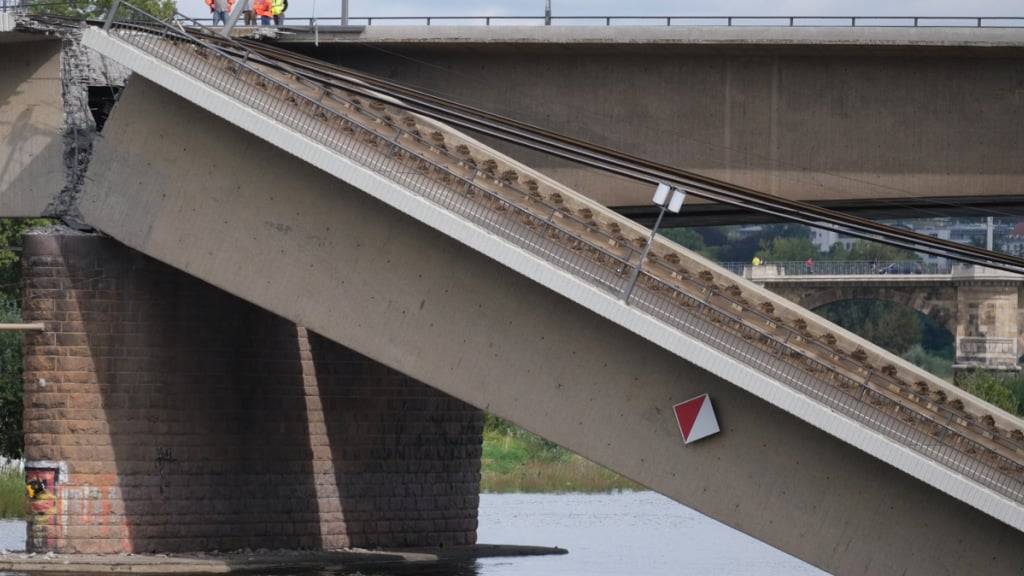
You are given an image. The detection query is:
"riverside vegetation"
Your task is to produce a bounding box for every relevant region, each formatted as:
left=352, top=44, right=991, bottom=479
left=481, top=415, right=642, bottom=493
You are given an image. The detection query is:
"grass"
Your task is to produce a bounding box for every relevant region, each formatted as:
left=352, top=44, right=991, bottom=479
left=0, top=464, right=24, bottom=519
left=481, top=417, right=643, bottom=494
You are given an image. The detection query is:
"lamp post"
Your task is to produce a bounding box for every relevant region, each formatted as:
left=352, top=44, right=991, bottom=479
left=342, top=0, right=349, bottom=26
left=624, top=183, right=686, bottom=304
left=545, top=0, right=551, bottom=25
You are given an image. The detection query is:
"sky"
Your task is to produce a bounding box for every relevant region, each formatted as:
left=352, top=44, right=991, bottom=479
left=178, top=0, right=1024, bottom=21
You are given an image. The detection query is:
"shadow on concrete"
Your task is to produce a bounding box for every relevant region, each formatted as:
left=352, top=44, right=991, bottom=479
left=309, top=331, right=484, bottom=550
left=0, top=41, right=65, bottom=215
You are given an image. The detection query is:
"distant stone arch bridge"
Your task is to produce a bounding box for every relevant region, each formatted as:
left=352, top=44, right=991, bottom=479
left=724, top=261, right=1024, bottom=371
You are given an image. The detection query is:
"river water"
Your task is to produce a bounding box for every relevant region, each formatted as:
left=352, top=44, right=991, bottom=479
left=0, top=492, right=826, bottom=576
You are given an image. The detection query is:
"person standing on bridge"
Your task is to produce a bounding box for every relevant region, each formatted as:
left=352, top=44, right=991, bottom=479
left=271, top=0, right=286, bottom=26
left=206, top=0, right=232, bottom=26
left=253, top=0, right=272, bottom=25
left=242, top=0, right=255, bottom=26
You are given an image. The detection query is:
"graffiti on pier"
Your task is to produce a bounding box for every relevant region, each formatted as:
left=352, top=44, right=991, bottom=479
left=25, top=466, right=59, bottom=551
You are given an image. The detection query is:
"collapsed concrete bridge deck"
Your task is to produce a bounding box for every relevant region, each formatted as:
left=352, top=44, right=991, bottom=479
left=4, top=14, right=1024, bottom=575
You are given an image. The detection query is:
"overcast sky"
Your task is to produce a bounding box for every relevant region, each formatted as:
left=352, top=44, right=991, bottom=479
left=179, top=0, right=1024, bottom=21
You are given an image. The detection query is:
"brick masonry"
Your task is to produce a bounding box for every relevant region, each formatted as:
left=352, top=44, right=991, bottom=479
left=21, top=233, right=483, bottom=554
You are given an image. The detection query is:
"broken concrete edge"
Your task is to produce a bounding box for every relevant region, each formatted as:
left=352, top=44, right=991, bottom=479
left=0, top=545, right=567, bottom=573
left=11, top=17, right=131, bottom=228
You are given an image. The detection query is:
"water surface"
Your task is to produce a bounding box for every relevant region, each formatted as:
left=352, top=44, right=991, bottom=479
left=0, top=492, right=827, bottom=576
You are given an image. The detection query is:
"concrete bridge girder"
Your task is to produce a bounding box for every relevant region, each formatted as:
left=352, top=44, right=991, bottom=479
left=71, top=73, right=1024, bottom=575
left=289, top=27, right=1024, bottom=218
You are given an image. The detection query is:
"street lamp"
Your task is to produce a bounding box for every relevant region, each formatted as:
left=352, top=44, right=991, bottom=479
left=624, top=183, right=687, bottom=303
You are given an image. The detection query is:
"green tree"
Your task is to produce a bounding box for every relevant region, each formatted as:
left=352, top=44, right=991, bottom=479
left=816, top=300, right=923, bottom=356
left=29, top=0, right=176, bottom=21
left=828, top=239, right=919, bottom=262
left=901, top=344, right=953, bottom=380
left=956, top=371, right=1020, bottom=415
left=0, top=219, right=50, bottom=459
left=755, top=236, right=819, bottom=262
left=661, top=227, right=718, bottom=260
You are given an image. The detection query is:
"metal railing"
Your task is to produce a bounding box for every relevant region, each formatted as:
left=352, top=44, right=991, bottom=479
left=720, top=260, right=954, bottom=277
left=173, top=14, right=1024, bottom=29
left=99, top=3, right=1024, bottom=505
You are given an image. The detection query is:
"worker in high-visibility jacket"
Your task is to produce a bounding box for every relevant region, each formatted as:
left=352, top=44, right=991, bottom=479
left=205, top=0, right=227, bottom=25
left=252, top=0, right=272, bottom=25
left=205, top=0, right=236, bottom=26
left=271, top=0, right=286, bottom=26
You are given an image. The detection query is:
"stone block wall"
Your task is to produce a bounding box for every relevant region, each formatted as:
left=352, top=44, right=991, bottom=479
left=21, top=233, right=482, bottom=554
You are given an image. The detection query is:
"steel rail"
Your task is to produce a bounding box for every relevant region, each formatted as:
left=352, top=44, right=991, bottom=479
left=214, top=36, right=1024, bottom=274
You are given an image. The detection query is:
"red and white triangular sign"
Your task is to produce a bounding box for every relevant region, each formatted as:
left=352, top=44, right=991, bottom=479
left=674, top=394, right=720, bottom=444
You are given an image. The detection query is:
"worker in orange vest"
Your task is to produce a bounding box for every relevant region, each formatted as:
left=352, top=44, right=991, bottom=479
left=205, top=0, right=235, bottom=26
left=253, top=0, right=272, bottom=25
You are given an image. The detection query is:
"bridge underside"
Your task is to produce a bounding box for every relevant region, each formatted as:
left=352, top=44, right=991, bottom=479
left=292, top=37, right=1024, bottom=219
left=67, top=74, right=1024, bottom=575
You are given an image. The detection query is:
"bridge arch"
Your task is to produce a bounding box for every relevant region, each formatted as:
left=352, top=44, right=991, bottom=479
left=769, top=285, right=959, bottom=338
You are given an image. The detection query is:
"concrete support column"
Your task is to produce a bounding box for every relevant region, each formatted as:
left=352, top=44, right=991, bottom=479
left=21, top=233, right=482, bottom=554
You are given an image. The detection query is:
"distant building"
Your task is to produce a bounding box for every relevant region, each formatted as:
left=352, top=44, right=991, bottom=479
left=1003, top=223, right=1024, bottom=256
left=811, top=228, right=853, bottom=252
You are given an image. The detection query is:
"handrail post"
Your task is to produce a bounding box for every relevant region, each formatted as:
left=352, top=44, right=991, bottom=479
left=221, top=0, right=247, bottom=36
left=103, top=0, right=122, bottom=31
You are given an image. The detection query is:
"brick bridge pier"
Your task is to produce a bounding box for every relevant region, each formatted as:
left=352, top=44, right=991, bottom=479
left=21, top=233, right=483, bottom=553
